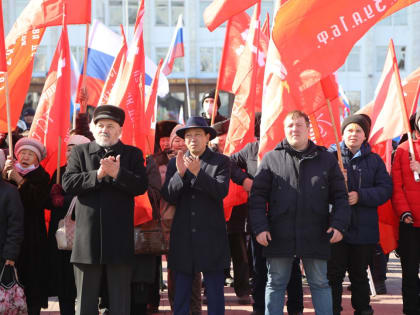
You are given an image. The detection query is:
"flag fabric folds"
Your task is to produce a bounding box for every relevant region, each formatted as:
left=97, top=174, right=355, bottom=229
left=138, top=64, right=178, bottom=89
left=77, top=20, right=123, bottom=106
left=29, top=25, right=71, bottom=176
left=6, top=0, right=91, bottom=45
left=162, top=15, right=184, bottom=76
left=0, top=0, right=90, bottom=133
left=203, top=0, right=258, bottom=31
left=271, top=0, right=420, bottom=85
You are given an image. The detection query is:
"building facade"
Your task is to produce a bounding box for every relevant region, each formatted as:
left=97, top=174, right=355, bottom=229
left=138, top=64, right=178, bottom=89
left=3, top=0, right=420, bottom=118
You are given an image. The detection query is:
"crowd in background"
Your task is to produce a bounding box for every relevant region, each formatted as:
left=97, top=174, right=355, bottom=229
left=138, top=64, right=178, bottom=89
left=0, top=89, right=420, bottom=315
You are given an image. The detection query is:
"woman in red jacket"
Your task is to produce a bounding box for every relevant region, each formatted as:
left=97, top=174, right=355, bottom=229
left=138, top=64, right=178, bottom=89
left=391, top=111, right=420, bottom=315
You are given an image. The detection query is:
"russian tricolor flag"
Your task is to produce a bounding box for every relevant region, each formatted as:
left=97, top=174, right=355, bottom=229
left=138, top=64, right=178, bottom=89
left=162, top=15, right=184, bottom=76
left=77, top=20, right=122, bottom=106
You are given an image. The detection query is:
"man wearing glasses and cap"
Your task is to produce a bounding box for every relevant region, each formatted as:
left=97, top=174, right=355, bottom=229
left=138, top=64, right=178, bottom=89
left=63, top=105, right=148, bottom=315
left=162, top=116, right=231, bottom=315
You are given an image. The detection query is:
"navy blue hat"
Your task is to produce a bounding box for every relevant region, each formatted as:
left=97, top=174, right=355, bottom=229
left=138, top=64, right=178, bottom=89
left=176, top=116, right=217, bottom=140
left=22, top=107, right=35, bottom=117
left=93, top=105, right=125, bottom=126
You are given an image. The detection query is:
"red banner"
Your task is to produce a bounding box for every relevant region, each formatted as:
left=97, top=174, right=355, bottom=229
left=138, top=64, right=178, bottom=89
left=203, top=0, right=258, bottom=32
left=29, top=25, right=71, bottom=176
left=272, top=0, right=419, bottom=86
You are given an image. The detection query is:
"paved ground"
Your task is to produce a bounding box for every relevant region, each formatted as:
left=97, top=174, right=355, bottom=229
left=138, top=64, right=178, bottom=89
left=42, top=253, right=405, bottom=314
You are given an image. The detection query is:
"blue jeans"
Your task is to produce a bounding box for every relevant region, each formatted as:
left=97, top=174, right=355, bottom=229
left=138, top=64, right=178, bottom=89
left=266, top=257, right=332, bottom=315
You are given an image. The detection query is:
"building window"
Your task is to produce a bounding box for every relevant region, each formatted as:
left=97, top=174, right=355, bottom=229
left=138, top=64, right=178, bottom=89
left=338, top=46, right=360, bottom=72
left=155, top=47, right=184, bottom=73
left=109, top=0, right=138, bottom=26
left=33, top=46, right=48, bottom=75
left=200, top=47, right=214, bottom=73
left=376, top=45, right=406, bottom=72
left=199, top=47, right=223, bottom=73
left=155, top=0, right=184, bottom=26
left=246, top=0, right=274, bottom=22
left=378, top=9, right=408, bottom=26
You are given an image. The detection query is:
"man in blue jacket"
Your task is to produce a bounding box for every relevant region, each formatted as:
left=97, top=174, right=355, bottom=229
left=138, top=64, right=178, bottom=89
left=249, top=110, right=350, bottom=315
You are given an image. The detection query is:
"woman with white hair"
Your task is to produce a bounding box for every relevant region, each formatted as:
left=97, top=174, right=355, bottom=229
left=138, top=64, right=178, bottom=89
left=2, top=138, right=51, bottom=315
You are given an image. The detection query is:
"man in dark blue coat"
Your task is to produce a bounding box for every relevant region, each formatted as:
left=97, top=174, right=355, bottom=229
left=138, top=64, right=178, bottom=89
left=249, top=110, right=351, bottom=315
left=327, top=114, right=392, bottom=315
left=162, top=116, right=230, bottom=315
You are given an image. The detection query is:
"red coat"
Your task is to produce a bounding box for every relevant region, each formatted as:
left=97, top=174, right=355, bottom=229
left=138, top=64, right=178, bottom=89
left=391, top=139, right=420, bottom=227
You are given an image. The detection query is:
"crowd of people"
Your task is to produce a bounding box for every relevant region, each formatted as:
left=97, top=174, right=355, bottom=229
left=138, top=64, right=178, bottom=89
left=0, top=89, right=420, bottom=315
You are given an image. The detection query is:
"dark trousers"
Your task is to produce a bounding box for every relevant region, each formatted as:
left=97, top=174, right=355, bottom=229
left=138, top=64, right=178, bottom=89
left=327, top=242, right=374, bottom=314
left=168, top=268, right=202, bottom=313
left=250, top=234, right=303, bottom=314
left=228, top=232, right=251, bottom=297
left=58, top=296, right=76, bottom=315
left=398, top=223, right=420, bottom=315
left=370, top=244, right=389, bottom=282
left=174, top=270, right=224, bottom=315
left=73, top=263, right=132, bottom=315
left=286, top=258, right=304, bottom=314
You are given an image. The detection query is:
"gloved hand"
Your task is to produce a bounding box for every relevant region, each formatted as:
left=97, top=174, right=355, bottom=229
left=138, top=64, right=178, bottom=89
left=50, top=184, right=64, bottom=207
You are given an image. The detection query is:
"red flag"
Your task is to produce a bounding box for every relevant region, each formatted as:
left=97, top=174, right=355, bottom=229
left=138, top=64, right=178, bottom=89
left=271, top=0, right=419, bottom=86
left=111, top=0, right=152, bottom=226
left=261, top=13, right=270, bottom=39
left=7, top=0, right=90, bottom=45
left=143, top=59, right=164, bottom=156
left=0, top=0, right=90, bottom=133
left=0, top=0, right=6, bottom=72
left=222, top=2, right=261, bottom=220
left=218, top=11, right=268, bottom=112
left=203, top=0, right=258, bottom=32
left=29, top=25, right=71, bottom=176
left=367, top=41, right=412, bottom=146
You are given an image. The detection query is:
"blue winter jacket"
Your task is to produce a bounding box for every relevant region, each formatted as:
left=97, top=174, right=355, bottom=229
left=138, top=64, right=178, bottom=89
left=329, top=142, right=393, bottom=244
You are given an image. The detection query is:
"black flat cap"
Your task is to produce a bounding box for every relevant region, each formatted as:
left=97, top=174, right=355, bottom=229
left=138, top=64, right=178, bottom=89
left=93, top=105, right=125, bottom=126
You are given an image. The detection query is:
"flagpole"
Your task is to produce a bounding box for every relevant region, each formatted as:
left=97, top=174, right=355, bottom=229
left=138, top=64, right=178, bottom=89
left=4, top=72, right=13, bottom=155
left=56, top=136, right=62, bottom=184
left=389, top=40, right=419, bottom=181
left=183, top=59, right=191, bottom=118
left=80, top=23, right=90, bottom=113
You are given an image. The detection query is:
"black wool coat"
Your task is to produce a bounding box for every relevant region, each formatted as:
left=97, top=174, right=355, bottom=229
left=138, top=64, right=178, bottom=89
left=45, top=166, right=76, bottom=299
left=62, top=141, right=148, bottom=264
left=14, top=166, right=51, bottom=309
left=161, top=147, right=231, bottom=274
left=0, top=179, right=24, bottom=262
left=249, top=140, right=351, bottom=260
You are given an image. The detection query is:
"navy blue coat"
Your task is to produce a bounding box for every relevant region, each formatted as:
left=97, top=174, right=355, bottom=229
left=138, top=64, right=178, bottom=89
left=249, top=140, right=351, bottom=260
left=161, top=147, right=230, bottom=274
left=329, top=142, right=392, bottom=244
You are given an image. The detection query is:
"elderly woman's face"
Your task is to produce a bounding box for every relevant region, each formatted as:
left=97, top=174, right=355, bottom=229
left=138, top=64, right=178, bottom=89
left=18, top=149, right=38, bottom=167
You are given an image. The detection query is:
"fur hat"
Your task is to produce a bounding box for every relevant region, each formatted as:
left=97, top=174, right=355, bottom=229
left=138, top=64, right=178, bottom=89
left=156, top=120, right=178, bottom=141
left=74, top=112, right=95, bottom=141
left=14, top=137, right=47, bottom=162
left=341, top=114, right=371, bottom=140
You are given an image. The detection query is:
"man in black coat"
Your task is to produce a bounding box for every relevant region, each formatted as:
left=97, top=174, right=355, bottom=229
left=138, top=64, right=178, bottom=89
left=62, top=105, right=148, bottom=315
left=162, top=116, right=230, bottom=315
left=249, top=110, right=350, bottom=315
